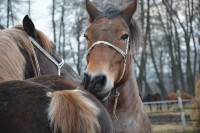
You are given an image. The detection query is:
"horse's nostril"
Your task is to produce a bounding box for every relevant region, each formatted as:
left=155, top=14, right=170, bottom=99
left=93, top=76, right=106, bottom=86
left=83, top=73, right=90, bottom=88
left=91, top=75, right=106, bottom=92
left=83, top=73, right=107, bottom=93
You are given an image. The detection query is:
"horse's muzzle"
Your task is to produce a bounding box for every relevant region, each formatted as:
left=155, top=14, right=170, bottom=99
left=83, top=72, right=107, bottom=95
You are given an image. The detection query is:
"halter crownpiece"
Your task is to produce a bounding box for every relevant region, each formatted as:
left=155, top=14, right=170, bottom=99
left=86, top=38, right=130, bottom=83
left=28, top=36, right=64, bottom=76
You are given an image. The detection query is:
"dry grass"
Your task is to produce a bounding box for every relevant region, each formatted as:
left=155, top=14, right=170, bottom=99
left=153, top=124, right=183, bottom=133
left=153, top=124, right=199, bottom=133
left=148, top=109, right=199, bottom=133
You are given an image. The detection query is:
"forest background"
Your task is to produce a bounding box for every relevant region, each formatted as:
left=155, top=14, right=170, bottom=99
left=0, top=0, right=199, bottom=98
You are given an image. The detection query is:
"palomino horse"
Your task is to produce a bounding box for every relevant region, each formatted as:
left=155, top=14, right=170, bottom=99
left=167, top=92, right=193, bottom=109
left=142, top=93, right=162, bottom=111
left=0, top=15, right=81, bottom=83
left=83, top=0, right=152, bottom=132
left=0, top=75, right=113, bottom=133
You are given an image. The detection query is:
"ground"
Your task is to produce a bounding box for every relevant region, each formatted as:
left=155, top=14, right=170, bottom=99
left=144, top=103, right=200, bottom=133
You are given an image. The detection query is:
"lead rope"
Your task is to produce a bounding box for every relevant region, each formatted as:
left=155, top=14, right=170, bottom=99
left=113, top=89, right=120, bottom=122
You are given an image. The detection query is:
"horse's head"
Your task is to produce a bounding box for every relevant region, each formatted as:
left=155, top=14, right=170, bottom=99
left=83, top=0, right=139, bottom=101
left=22, top=15, right=59, bottom=76
left=22, top=15, right=82, bottom=83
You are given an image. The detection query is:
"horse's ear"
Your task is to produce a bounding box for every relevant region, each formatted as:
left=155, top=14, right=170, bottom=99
left=86, top=0, right=100, bottom=23
left=0, top=25, right=5, bottom=30
left=23, top=15, right=37, bottom=37
left=121, top=0, right=137, bottom=25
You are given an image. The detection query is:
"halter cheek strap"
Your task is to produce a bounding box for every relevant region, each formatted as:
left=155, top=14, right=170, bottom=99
left=28, top=36, right=64, bottom=76
left=86, top=38, right=129, bottom=83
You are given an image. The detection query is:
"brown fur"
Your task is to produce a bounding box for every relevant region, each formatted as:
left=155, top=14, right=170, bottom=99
left=28, top=75, right=114, bottom=133
left=84, top=0, right=153, bottom=132
left=0, top=25, right=53, bottom=81
left=167, top=92, right=193, bottom=107
left=48, top=89, right=101, bottom=133
left=0, top=78, right=109, bottom=133
left=167, top=92, right=193, bottom=100
left=11, top=25, right=53, bottom=54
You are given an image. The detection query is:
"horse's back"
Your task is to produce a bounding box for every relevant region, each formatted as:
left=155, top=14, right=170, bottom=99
left=181, top=92, right=193, bottom=99
left=0, top=80, right=51, bottom=133
left=27, top=75, right=114, bottom=133
left=167, top=92, right=177, bottom=100
left=0, top=79, right=109, bottom=133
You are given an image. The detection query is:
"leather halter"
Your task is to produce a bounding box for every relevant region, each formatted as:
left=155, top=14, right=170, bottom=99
left=28, top=36, right=64, bottom=76
left=86, top=38, right=130, bottom=83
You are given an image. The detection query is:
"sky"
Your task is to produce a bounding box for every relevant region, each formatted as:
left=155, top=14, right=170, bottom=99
left=23, top=0, right=53, bottom=40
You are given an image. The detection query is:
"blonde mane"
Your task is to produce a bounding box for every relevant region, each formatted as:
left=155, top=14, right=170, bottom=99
left=48, top=89, right=101, bottom=133
left=0, top=25, right=53, bottom=81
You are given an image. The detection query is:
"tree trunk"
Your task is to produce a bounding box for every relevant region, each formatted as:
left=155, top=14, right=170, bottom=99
left=52, top=0, right=56, bottom=43
left=7, top=0, right=10, bottom=28
left=148, top=0, right=167, bottom=98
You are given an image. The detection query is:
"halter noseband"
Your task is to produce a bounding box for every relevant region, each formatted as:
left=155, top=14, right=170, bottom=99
left=86, top=38, right=130, bottom=83
left=28, top=36, right=64, bottom=76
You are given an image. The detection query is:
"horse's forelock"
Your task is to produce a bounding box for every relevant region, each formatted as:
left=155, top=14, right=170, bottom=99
left=97, top=5, right=121, bottom=19
left=95, top=5, right=142, bottom=54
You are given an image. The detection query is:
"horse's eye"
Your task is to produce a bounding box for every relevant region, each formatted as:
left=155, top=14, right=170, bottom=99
left=84, top=34, right=89, bottom=41
left=120, top=34, right=128, bottom=41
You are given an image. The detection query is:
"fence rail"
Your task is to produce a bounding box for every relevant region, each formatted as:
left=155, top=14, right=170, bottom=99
left=143, top=99, right=194, bottom=105
left=143, top=91, right=199, bottom=132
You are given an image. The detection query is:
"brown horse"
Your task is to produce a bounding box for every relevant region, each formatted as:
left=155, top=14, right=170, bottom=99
left=167, top=92, right=193, bottom=109
left=0, top=15, right=81, bottom=83
left=82, top=0, right=152, bottom=132
left=142, top=93, right=162, bottom=111
left=0, top=75, right=113, bottom=133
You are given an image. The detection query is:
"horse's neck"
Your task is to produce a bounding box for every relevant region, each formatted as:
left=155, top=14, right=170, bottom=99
left=107, top=65, right=152, bottom=133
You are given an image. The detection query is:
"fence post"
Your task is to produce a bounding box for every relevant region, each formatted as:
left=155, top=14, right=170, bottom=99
left=177, top=90, right=187, bottom=131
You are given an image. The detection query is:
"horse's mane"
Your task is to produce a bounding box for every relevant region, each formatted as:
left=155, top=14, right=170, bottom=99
left=12, top=25, right=53, bottom=53
left=0, top=28, right=25, bottom=81
left=0, top=25, right=53, bottom=81
left=95, top=5, right=142, bottom=52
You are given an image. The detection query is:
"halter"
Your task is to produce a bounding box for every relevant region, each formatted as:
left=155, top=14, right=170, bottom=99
left=86, top=38, right=130, bottom=123
left=28, top=36, right=64, bottom=76
left=86, top=38, right=130, bottom=83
